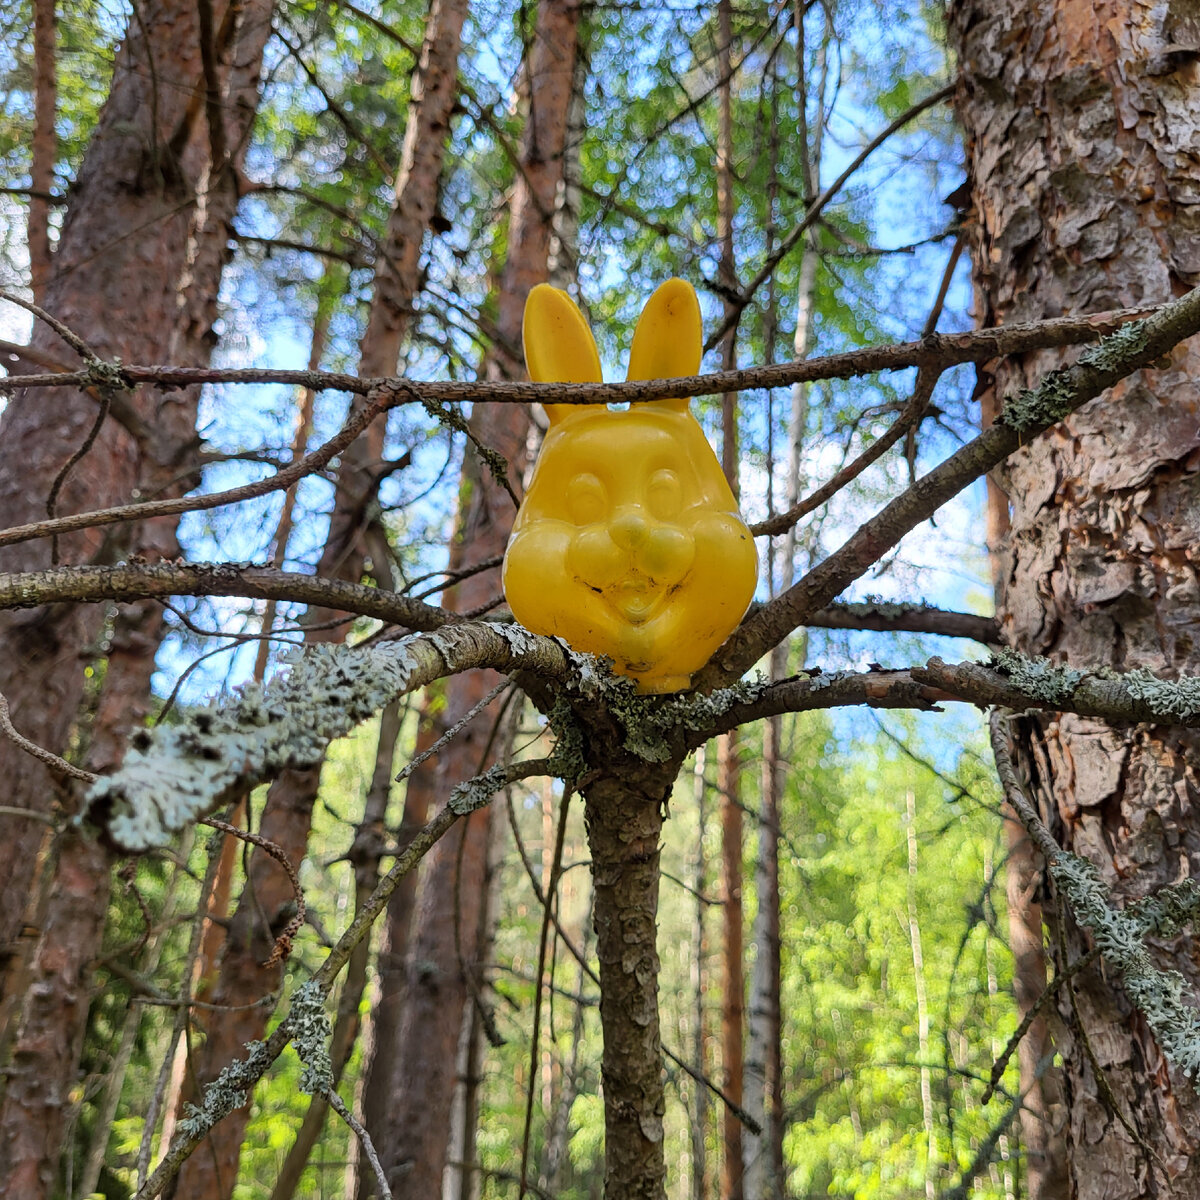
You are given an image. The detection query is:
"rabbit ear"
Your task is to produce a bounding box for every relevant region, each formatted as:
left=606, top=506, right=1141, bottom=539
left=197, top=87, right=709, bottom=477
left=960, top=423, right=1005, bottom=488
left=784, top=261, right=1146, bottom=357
left=523, top=284, right=602, bottom=425
left=625, top=278, right=701, bottom=413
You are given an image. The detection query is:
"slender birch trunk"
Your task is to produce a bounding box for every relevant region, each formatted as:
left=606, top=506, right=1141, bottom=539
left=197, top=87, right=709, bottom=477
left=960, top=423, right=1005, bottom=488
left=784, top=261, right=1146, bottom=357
left=904, top=790, right=936, bottom=1199
left=715, top=6, right=745, bottom=1195
left=690, top=750, right=710, bottom=1200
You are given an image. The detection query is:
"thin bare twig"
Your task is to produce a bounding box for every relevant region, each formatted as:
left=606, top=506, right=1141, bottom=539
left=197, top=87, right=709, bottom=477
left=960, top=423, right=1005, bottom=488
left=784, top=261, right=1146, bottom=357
left=200, top=817, right=305, bottom=966
left=0, top=689, right=98, bottom=783
left=327, top=1090, right=392, bottom=1199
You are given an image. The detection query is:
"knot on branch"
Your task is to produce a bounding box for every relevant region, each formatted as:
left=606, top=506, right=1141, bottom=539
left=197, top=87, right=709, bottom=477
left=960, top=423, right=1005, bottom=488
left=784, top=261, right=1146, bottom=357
left=81, top=355, right=132, bottom=392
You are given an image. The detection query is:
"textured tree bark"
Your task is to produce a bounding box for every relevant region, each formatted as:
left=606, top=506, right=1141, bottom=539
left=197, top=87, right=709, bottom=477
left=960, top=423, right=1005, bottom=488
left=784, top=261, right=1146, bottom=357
left=0, top=0, right=233, bottom=978
left=267, top=700, right=404, bottom=1200
left=950, top=0, right=1200, bottom=1192
left=28, top=0, right=56, bottom=304
left=583, top=764, right=675, bottom=1200
left=378, top=1, right=579, bottom=1191
left=0, top=5, right=273, bottom=1192
left=355, top=705, right=443, bottom=1200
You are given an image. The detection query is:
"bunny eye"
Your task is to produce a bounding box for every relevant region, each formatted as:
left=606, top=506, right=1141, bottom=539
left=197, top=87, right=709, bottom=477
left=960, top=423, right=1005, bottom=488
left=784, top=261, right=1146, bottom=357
left=567, top=473, right=607, bottom=525
left=646, top=469, right=683, bottom=520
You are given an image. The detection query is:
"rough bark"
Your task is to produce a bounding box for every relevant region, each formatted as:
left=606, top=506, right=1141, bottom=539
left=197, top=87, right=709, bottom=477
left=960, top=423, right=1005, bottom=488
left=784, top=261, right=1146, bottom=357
left=583, top=764, right=675, bottom=1200
left=355, top=706, right=443, bottom=1200
left=0, top=4, right=273, bottom=1192
left=267, top=700, right=404, bottom=1200
left=951, top=0, right=1200, bottom=1191
left=358, top=0, right=470, bottom=380
left=378, top=0, right=579, bottom=1190
left=0, top=0, right=232, bottom=982
left=28, top=0, right=56, bottom=304
left=0, top=831, right=110, bottom=1199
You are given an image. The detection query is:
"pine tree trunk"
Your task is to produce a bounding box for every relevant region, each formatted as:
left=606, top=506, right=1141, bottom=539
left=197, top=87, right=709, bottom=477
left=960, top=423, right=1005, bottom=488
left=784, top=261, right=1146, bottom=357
left=28, top=0, right=55, bottom=304
left=0, top=0, right=248, bottom=980
left=951, top=1, right=1200, bottom=1191
left=377, top=1, right=580, bottom=1190
left=0, top=6, right=273, bottom=1192
left=584, top=764, right=676, bottom=1200
left=267, top=701, right=405, bottom=1200
left=355, top=705, right=444, bottom=1200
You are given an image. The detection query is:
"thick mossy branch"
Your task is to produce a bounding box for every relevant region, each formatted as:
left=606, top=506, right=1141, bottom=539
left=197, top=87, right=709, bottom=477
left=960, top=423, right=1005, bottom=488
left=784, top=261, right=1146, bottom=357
left=85, top=624, right=573, bottom=850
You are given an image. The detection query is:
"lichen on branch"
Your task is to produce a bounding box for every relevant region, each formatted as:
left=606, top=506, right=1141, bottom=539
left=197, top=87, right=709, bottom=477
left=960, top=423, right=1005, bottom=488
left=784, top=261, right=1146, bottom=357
left=83, top=623, right=573, bottom=850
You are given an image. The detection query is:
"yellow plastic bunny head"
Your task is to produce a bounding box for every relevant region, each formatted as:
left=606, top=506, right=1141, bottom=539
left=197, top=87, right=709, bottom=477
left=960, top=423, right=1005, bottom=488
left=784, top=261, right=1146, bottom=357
left=502, top=278, right=758, bottom=694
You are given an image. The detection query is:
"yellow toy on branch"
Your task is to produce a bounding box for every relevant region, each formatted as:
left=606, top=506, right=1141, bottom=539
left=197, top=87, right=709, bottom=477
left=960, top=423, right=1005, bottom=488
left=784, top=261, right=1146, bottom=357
left=503, top=278, right=758, bottom=693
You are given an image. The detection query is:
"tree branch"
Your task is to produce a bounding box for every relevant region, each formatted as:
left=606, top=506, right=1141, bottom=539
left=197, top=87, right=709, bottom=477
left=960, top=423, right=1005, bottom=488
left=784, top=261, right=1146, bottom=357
left=0, top=562, right=452, bottom=631
left=695, top=283, right=1200, bottom=688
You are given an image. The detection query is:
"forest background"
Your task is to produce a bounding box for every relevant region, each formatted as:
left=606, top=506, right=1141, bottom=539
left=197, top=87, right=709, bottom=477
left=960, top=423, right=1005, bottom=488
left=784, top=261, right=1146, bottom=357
left=1, top=0, right=1199, bottom=1198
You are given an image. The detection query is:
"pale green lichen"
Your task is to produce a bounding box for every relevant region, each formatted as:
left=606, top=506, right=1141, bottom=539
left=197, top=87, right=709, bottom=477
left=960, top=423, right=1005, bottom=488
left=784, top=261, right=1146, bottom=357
left=998, top=368, right=1078, bottom=433
left=86, top=639, right=431, bottom=850
left=1077, top=319, right=1150, bottom=372
left=450, top=763, right=518, bottom=814
left=546, top=697, right=588, bottom=787
left=177, top=1039, right=272, bottom=1138
left=610, top=677, right=766, bottom=762
left=1051, top=856, right=1200, bottom=1080
left=1123, top=668, right=1200, bottom=721
left=999, top=319, right=1151, bottom=432
left=992, top=647, right=1083, bottom=706
left=809, top=669, right=855, bottom=692
left=81, top=355, right=131, bottom=392
left=290, top=980, right=333, bottom=1096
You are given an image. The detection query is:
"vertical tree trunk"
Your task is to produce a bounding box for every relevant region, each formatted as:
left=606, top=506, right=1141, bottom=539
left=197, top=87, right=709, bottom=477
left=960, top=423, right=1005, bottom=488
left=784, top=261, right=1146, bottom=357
left=355, top=705, right=444, bottom=1200
left=715, top=7, right=745, bottom=1196
left=170, top=0, right=477, bottom=1188
left=904, top=790, right=936, bottom=1199
left=951, top=1, right=1200, bottom=1191
left=584, top=763, right=676, bottom=1200
left=378, top=1, right=580, bottom=1191
left=0, top=0, right=244, bottom=981
left=28, top=0, right=56, bottom=304
left=267, top=700, right=405, bottom=1200
left=690, top=751, right=710, bottom=1200
left=0, top=6, right=273, bottom=1193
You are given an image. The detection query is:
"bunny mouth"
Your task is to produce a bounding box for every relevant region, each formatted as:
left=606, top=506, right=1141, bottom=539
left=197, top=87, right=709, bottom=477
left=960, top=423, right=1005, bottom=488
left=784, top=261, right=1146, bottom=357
left=604, top=573, right=681, bottom=624
left=604, top=574, right=668, bottom=625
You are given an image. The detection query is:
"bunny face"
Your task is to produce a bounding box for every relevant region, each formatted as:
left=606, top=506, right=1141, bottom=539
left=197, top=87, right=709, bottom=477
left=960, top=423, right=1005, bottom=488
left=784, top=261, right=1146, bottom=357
left=503, top=279, right=757, bottom=693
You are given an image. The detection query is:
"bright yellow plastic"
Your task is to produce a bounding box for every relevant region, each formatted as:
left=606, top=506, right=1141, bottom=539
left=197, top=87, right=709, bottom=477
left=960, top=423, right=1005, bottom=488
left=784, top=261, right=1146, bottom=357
left=503, top=279, right=758, bottom=693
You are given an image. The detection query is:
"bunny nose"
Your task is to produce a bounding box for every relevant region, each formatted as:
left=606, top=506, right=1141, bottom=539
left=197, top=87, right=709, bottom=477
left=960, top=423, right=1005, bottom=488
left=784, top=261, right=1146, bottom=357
left=609, top=509, right=650, bottom=551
